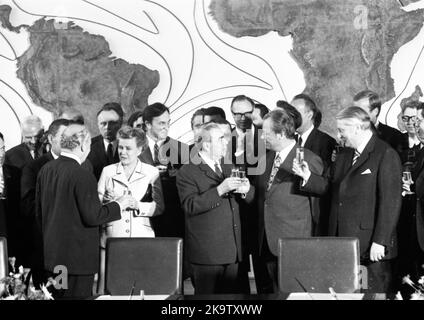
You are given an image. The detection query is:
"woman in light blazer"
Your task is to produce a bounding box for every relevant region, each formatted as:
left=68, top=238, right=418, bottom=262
left=97, top=126, right=164, bottom=294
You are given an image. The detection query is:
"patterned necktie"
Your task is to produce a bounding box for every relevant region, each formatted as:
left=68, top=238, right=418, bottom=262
left=267, top=154, right=282, bottom=191
left=298, top=135, right=303, bottom=147
left=352, top=150, right=361, bottom=166
left=153, top=143, right=160, bottom=165
left=106, top=143, right=114, bottom=164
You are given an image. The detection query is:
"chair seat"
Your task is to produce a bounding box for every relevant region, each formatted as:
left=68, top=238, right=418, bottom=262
left=278, top=237, right=360, bottom=293
left=105, top=237, right=183, bottom=295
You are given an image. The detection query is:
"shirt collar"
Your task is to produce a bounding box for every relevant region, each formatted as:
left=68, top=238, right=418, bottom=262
left=409, top=135, right=420, bottom=148
left=199, top=151, right=221, bottom=172
left=276, top=140, right=296, bottom=162
left=103, top=139, right=117, bottom=153
left=51, top=151, right=59, bottom=159
left=147, top=135, right=166, bottom=150
left=300, top=125, right=314, bottom=146
left=61, top=151, right=82, bottom=165
left=235, top=124, right=254, bottom=137
left=356, top=131, right=373, bottom=154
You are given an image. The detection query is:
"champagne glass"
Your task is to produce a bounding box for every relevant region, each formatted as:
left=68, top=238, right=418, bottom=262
left=296, top=147, right=304, bottom=164
left=402, top=169, right=414, bottom=195
left=237, top=170, right=249, bottom=194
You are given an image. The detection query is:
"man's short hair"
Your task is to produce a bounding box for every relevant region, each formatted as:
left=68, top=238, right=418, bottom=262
left=196, top=122, right=221, bottom=147
left=336, top=106, right=371, bottom=130
left=402, top=100, right=421, bottom=113
left=117, top=125, right=146, bottom=148
left=254, top=103, right=269, bottom=118
left=416, top=102, right=424, bottom=117
left=21, top=115, right=43, bottom=132
left=209, top=117, right=232, bottom=128
left=353, top=90, right=381, bottom=114
left=58, top=109, right=84, bottom=124
left=263, top=108, right=297, bottom=140
left=60, top=124, right=89, bottom=150
left=48, top=119, right=70, bottom=138
left=276, top=100, right=302, bottom=130
left=127, top=111, right=144, bottom=127
left=292, top=93, right=322, bottom=128
left=96, top=102, right=124, bottom=120
left=204, top=106, right=226, bottom=120
left=190, top=108, right=206, bottom=129
left=143, top=103, right=169, bottom=125
left=230, top=95, right=255, bottom=111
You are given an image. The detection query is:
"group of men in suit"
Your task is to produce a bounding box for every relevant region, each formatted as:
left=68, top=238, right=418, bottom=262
left=1, top=87, right=423, bottom=297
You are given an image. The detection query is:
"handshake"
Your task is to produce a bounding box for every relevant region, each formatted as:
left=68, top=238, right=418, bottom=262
left=104, top=189, right=139, bottom=211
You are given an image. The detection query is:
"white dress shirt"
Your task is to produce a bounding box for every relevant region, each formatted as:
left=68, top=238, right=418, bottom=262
left=300, top=125, right=314, bottom=147
left=61, top=151, right=82, bottom=165
left=146, top=135, right=166, bottom=159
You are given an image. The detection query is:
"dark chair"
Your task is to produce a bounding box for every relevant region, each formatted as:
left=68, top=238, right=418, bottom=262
left=105, top=237, right=183, bottom=295
left=0, top=237, right=8, bottom=280
left=278, top=237, right=360, bottom=293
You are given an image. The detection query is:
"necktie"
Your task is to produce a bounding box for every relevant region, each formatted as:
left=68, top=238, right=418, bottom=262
left=267, top=154, right=282, bottom=191
left=106, top=143, right=114, bottom=164
left=352, top=150, right=360, bottom=166
left=154, top=143, right=160, bottom=165
left=214, top=162, right=223, bottom=179
left=296, top=134, right=303, bottom=146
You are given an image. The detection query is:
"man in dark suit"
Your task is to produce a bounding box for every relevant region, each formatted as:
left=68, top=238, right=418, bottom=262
left=177, top=122, right=254, bottom=294
left=4, top=115, right=45, bottom=267
left=0, top=132, right=12, bottom=238
left=353, top=90, right=404, bottom=155
left=36, top=123, right=136, bottom=298
left=139, top=103, right=189, bottom=238
left=87, top=102, right=122, bottom=180
left=20, top=119, right=70, bottom=288
left=298, top=106, right=402, bottom=293
left=291, top=94, right=337, bottom=235
left=257, top=108, right=323, bottom=292
left=230, top=95, right=269, bottom=293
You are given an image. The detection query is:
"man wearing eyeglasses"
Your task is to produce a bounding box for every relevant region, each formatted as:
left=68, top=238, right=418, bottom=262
left=87, top=102, right=123, bottom=180
left=230, top=95, right=270, bottom=294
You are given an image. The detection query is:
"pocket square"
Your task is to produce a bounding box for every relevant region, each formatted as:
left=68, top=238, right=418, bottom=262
left=361, top=169, right=371, bottom=175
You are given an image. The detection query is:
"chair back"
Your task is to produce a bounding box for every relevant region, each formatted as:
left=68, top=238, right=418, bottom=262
left=278, top=237, right=360, bottom=293
left=0, top=237, right=8, bottom=281
left=105, top=237, right=183, bottom=295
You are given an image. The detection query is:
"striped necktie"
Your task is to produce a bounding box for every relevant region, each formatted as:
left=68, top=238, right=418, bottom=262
left=154, top=143, right=160, bottom=165
left=352, top=150, right=360, bottom=166
left=267, top=154, right=282, bottom=191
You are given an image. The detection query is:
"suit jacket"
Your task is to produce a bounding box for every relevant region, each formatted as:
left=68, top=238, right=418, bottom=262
left=87, top=135, right=119, bottom=181
left=376, top=123, right=405, bottom=156
left=0, top=164, right=19, bottom=238
left=256, top=145, right=323, bottom=256
left=303, top=135, right=402, bottom=260
left=36, top=156, right=121, bottom=274
left=303, top=128, right=336, bottom=170
left=412, top=148, right=424, bottom=252
left=176, top=160, right=254, bottom=265
left=139, top=136, right=189, bottom=237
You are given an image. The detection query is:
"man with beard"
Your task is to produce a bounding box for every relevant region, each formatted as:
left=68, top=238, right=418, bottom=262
left=4, top=115, right=45, bottom=267
left=87, top=103, right=123, bottom=180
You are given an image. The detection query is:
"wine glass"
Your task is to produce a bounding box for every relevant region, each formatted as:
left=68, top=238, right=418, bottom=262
left=402, top=169, right=414, bottom=195
left=296, top=147, right=304, bottom=164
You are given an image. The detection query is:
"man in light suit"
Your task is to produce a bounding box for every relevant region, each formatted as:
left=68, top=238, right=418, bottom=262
left=176, top=122, right=254, bottom=294
left=296, top=106, right=402, bottom=293
left=256, top=108, right=324, bottom=292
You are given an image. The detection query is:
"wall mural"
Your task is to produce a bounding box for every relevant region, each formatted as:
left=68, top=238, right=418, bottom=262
left=1, top=0, right=424, bottom=150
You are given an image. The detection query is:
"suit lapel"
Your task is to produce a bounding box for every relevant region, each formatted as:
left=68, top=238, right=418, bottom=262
left=304, top=128, right=317, bottom=150
left=139, top=147, right=154, bottom=165
left=267, top=145, right=297, bottom=195
left=198, top=162, right=223, bottom=182
left=343, top=135, right=376, bottom=179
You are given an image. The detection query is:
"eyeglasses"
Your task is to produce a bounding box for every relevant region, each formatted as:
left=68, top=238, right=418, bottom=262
left=232, top=111, right=253, bottom=118
left=402, top=116, right=417, bottom=123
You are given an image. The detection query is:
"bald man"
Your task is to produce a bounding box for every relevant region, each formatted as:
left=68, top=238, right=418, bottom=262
left=36, top=123, right=136, bottom=298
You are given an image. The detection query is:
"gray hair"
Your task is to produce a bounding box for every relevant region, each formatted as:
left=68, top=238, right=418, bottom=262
left=336, top=106, right=371, bottom=130
left=196, top=122, right=221, bottom=149
left=60, top=124, right=89, bottom=150
left=21, top=115, right=43, bottom=132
